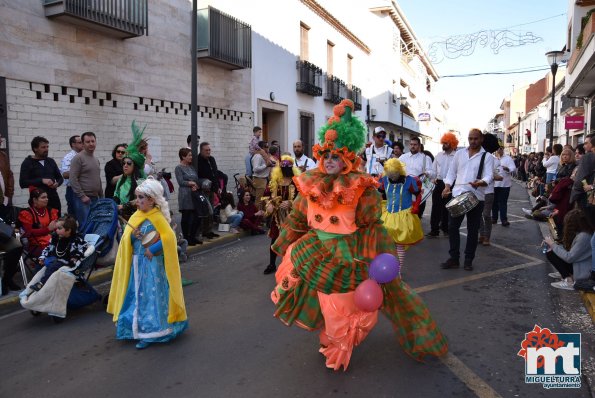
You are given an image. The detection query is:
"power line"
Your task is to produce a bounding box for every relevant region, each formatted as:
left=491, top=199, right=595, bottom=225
left=441, top=65, right=566, bottom=78
left=503, top=13, right=566, bottom=30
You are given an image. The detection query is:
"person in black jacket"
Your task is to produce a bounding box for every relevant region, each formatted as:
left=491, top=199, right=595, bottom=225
left=19, top=136, right=63, bottom=214
left=104, top=143, right=127, bottom=198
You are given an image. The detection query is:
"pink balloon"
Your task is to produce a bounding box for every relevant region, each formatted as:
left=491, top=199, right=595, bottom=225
left=354, top=279, right=383, bottom=312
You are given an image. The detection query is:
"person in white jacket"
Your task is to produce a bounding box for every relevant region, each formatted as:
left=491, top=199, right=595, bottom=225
left=220, top=192, right=244, bottom=234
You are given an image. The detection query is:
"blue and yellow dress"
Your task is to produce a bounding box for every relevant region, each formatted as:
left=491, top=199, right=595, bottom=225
left=380, top=175, right=423, bottom=245
left=108, top=208, right=188, bottom=345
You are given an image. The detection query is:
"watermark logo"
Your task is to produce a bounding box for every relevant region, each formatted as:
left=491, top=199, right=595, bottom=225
left=518, top=325, right=581, bottom=389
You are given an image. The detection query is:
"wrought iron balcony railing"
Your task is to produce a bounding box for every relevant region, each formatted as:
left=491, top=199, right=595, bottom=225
left=43, top=0, right=148, bottom=39
left=324, top=75, right=346, bottom=104
left=560, top=95, right=584, bottom=115
left=197, top=7, right=251, bottom=70
left=296, top=60, right=323, bottom=96
left=346, top=84, right=362, bottom=111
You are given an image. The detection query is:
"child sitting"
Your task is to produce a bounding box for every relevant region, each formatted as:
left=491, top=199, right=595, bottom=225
left=31, top=216, right=88, bottom=291
left=219, top=192, right=244, bottom=234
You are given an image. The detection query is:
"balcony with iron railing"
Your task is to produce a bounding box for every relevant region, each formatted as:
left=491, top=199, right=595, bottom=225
left=43, top=0, right=148, bottom=39
left=324, top=75, right=346, bottom=104
left=197, top=6, right=251, bottom=70
left=295, top=60, right=323, bottom=96
left=345, top=84, right=362, bottom=111
left=560, top=95, right=584, bottom=115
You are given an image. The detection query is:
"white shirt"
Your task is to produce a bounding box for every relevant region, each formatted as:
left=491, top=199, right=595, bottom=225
left=0, top=170, right=7, bottom=205
left=485, top=155, right=500, bottom=195
left=399, top=152, right=435, bottom=179
left=494, top=154, right=516, bottom=188
left=542, top=155, right=559, bottom=173
left=444, top=147, right=494, bottom=201
left=364, top=144, right=393, bottom=175
left=251, top=153, right=270, bottom=178
left=294, top=155, right=317, bottom=171
left=432, top=150, right=456, bottom=180
left=60, top=149, right=77, bottom=186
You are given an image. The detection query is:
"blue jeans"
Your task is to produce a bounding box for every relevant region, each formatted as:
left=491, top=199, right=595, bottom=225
left=65, top=186, right=75, bottom=216
left=492, top=187, right=511, bottom=222
left=227, top=212, right=244, bottom=228
left=545, top=172, right=556, bottom=183
left=244, top=154, right=253, bottom=176
left=73, top=196, right=98, bottom=230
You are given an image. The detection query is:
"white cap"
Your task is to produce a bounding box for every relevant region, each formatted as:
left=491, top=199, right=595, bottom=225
left=374, top=126, right=386, bottom=135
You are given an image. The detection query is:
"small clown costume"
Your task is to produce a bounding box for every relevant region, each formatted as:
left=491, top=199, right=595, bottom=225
left=269, top=99, right=448, bottom=371
left=379, top=158, right=424, bottom=266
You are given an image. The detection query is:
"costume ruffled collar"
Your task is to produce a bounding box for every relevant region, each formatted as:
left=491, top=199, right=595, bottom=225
left=293, top=171, right=378, bottom=209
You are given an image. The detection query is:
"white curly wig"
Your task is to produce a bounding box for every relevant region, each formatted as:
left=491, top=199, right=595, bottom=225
left=135, top=177, right=171, bottom=223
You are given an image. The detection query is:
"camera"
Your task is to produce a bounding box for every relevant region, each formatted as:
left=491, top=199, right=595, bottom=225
left=540, top=242, right=549, bottom=254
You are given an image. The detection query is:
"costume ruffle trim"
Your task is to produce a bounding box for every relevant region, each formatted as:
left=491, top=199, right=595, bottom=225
left=293, top=172, right=379, bottom=210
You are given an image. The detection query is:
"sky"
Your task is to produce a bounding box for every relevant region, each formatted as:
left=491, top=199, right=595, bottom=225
left=398, top=0, right=568, bottom=133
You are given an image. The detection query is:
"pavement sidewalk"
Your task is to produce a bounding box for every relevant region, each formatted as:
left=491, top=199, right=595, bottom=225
left=0, top=228, right=247, bottom=315
left=519, top=179, right=595, bottom=324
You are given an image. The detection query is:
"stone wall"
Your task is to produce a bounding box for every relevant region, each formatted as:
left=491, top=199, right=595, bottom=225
left=6, top=78, right=252, bottom=210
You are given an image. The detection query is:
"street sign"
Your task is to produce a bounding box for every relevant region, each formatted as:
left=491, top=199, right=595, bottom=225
left=565, top=115, right=584, bottom=130
left=418, top=112, right=430, bottom=121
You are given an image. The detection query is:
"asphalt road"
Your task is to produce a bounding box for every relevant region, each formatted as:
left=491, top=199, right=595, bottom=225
left=0, top=183, right=593, bottom=398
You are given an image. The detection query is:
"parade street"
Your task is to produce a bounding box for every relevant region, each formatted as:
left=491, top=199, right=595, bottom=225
left=1, top=183, right=593, bottom=398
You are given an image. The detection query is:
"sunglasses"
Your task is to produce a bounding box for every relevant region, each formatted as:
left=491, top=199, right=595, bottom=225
left=376, top=134, right=386, bottom=139
left=117, top=150, right=127, bottom=154
left=123, top=160, right=134, bottom=166
left=323, top=153, right=341, bottom=161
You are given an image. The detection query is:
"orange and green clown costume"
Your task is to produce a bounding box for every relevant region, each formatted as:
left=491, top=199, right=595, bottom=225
left=270, top=99, right=448, bottom=371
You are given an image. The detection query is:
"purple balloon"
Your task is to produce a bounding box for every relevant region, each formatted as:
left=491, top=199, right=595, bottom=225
left=369, top=253, right=400, bottom=283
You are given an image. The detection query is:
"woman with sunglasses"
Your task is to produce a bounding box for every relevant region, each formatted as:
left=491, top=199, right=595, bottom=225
left=107, top=178, right=187, bottom=349
left=104, top=143, right=127, bottom=198
left=113, top=155, right=142, bottom=220
left=269, top=100, right=447, bottom=371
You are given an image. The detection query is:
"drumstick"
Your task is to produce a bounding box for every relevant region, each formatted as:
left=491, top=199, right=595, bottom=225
left=118, top=216, right=139, bottom=232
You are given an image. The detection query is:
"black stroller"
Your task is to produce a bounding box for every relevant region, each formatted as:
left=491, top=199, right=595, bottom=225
left=20, top=199, right=119, bottom=322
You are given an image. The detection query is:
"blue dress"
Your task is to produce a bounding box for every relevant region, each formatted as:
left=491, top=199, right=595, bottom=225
left=116, top=220, right=188, bottom=343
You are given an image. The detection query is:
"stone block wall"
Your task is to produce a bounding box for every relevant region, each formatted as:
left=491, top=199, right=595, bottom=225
left=6, top=78, right=252, bottom=210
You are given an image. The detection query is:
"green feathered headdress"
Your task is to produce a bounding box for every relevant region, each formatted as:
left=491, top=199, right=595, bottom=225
left=312, top=99, right=366, bottom=172
left=126, top=120, right=147, bottom=176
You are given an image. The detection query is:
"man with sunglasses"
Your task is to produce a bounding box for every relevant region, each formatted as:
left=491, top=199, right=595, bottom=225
left=364, top=127, right=393, bottom=176
left=60, top=135, right=83, bottom=215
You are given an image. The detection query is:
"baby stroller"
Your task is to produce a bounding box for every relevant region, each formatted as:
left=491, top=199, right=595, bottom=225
left=19, top=199, right=119, bottom=323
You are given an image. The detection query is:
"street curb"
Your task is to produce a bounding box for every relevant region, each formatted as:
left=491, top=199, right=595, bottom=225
left=521, top=180, right=595, bottom=325
left=0, top=230, right=248, bottom=314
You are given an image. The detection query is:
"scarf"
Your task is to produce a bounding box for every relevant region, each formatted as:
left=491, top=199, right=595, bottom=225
left=107, top=207, right=187, bottom=323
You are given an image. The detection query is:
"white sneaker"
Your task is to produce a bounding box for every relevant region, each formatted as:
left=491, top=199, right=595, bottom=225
left=522, top=208, right=532, bottom=216
left=548, top=272, right=562, bottom=279
left=229, top=227, right=240, bottom=234
left=551, top=280, right=575, bottom=290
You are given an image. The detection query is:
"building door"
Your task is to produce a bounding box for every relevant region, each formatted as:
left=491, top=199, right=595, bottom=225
left=300, top=112, right=314, bottom=158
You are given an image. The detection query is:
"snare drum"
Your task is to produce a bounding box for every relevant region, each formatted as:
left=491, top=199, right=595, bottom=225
left=445, top=191, right=479, bottom=218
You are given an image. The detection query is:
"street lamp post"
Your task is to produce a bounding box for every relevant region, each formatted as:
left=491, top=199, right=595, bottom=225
left=545, top=50, right=565, bottom=151
left=516, top=112, right=522, bottom=155
left=398, top=97, right=407, bottom=143
left=191, top=0, right=198, bottom=170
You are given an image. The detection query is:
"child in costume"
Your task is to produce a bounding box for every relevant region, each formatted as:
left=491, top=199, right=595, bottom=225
left=31, top=216, right=88, bottom=291
left=379, top=158, right=424, bottom=267
left=270, top=99, right=447, bottom=371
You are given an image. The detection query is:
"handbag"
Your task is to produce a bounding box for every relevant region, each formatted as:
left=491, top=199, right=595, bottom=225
left=0, top=219, right=13, bottom=242
left=191, top=191, right=213, bottom=217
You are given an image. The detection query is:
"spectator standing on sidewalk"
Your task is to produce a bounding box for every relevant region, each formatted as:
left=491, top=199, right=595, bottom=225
left=543, top=144, right=562, bottom=184
left=492, top=146, right=516, bottom=226
left=570, top=133, right=595, bottom=209
left=60, top=135, right=83, bottom=216
left=104, top=143, right=127, bottom=199
left=556, top=148, right=577, bottom=181
left=427, top=132, right=458, bottom=237
left=293, top=140, right=316, bottom=172
left=20, top=136, right=63, bottom=214
left=251, top=141, right=273, bottom=209
left=69, top=132, right=102, bottom=227
left=441, top=128, right=494, bottom=271
left=245, top=126, right=262, bottom=176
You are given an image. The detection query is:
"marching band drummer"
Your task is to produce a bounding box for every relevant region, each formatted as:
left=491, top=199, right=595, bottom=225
left=440, top=129, right=494, bottom=272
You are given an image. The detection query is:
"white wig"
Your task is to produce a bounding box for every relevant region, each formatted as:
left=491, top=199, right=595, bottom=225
left=136, top=177, right=171, bottom=223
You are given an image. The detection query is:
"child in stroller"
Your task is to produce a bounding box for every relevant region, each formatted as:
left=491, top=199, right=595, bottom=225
left=30, top=216, right=88, bottom=292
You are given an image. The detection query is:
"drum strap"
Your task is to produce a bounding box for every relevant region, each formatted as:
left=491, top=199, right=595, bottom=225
left=476, top=152, right=487, bottom=180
